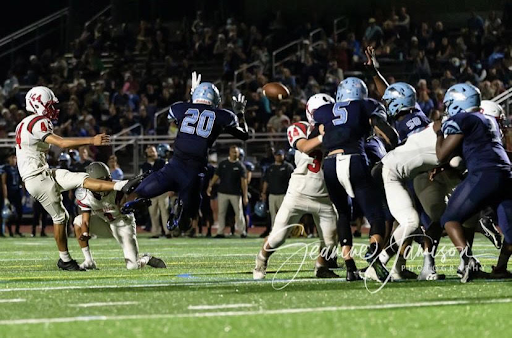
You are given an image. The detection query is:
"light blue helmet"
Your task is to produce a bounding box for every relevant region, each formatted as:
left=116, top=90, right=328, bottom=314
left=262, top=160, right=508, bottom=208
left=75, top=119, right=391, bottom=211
left=58, top=152, right=71, bottom=168
left=443, top=83, right=481, bottom=117
left=157, top=143, right=172, bottom=159
left=192, top=82, right=221, bottom=107
left=336, top=77, right=368, bottom=102
left=382, top=82, right=417, bottom=117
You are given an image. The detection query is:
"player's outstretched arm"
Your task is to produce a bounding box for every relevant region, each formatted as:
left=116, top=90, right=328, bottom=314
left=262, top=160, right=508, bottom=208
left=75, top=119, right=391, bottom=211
left=370, top=116, right=399, bottom=149
left=45, top=133, right=110, bottom=149
left=225, top=94, right=250, bottom=141
left=365, top=46, right=389, bottom=97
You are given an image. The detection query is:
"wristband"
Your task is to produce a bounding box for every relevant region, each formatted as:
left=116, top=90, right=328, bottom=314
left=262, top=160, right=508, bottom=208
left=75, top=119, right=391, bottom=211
left=318, top=135, right=323, bottom=143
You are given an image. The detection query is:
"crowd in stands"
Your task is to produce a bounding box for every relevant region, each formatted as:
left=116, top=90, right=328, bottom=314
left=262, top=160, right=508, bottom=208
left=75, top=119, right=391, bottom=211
left=0, top=7, right=511, bottom=147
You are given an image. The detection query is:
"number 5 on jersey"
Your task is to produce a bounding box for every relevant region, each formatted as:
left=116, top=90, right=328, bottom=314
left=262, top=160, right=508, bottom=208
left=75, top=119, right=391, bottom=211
left=332, top=103, right=348, bottom=126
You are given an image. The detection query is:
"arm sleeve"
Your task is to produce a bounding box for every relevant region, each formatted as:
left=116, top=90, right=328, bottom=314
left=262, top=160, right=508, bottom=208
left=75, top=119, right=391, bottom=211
left=441, top=119, right=463, bottom=135
left=286, top=123, right=308, bottom=149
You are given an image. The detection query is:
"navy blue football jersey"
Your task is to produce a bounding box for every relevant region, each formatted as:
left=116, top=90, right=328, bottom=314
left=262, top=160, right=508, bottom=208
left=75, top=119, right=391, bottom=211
left=394, top=104, right=431, bottom=142
left=442, top=112, right=510, bottom=172
left=1, top=165, right=22, bottom=193
left=314, top=98, right=387, bottom=155
left=365, top=136, right=387, bottom=167
left=169, top=102, right=239, bottom=163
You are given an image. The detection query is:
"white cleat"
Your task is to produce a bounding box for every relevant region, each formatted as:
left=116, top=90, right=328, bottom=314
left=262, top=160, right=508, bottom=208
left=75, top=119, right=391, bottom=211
left=253, top=256, right=267, bottom=280
left=79, top=260, right=98, bottom=270
left=390, top=266, right=418, bottom=280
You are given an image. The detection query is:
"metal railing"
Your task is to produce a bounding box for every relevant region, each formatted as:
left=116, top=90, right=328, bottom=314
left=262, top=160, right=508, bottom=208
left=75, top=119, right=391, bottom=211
left=85, top=5, right=112, bottom=27
left=0, top=8, right=69, bottom=62
left=309, top=28, right=325, bottom=48
left=492, top=87, right=512, bottom=118
left=333, top=16, right=349, bottom=42
left=272, top=39, right=303, bottom=78
left=233, top=61, right=261, bottom=90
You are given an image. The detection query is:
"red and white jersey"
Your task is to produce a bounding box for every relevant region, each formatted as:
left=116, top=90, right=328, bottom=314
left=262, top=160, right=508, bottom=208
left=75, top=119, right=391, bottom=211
left=286, top=122, right=328, bottom=197
left=15, top=114, right=54, bottom=181
left=76, top=187, right=135, bottom=225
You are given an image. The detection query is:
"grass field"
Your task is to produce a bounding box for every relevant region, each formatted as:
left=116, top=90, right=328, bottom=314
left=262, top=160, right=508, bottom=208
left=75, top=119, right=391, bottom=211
left=0, top=233, right=511, bottom=338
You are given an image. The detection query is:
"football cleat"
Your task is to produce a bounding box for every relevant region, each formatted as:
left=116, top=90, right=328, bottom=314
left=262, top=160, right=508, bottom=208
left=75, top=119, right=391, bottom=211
left=390, top=266, right=418, bottom=280
left=121, top=198, right=152, bottom=214
left=253, top=255, right=267, bottom=280
left=121, top=172, right=151, bottom=195
left=143, top=254, right=167, bottom=268
left=346, top=270, right=363, bottom=282
left=57, top=259, right=85, bottom=271
left=479, top=216, right=502, bottom=249
left=79, top=260, right=98, bottom=270
left=364, top=261, right=391, bottom=283
left=460, top=258, right=490, bottom=283
left=314, top=266, right=340, bottom=278
left=490, top=266, right=512, bottom=279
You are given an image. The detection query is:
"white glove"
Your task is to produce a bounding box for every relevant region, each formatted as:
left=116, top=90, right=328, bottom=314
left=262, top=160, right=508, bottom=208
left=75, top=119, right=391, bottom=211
left=232, top=93, right=247, bottom=115
left=190, top=71, right=202, bottom=95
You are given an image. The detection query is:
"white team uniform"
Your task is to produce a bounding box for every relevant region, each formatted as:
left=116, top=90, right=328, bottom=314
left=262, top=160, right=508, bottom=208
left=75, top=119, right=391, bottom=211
left=267, top=122, right=337, bottom=250
left=73, top=187, right=145, bottom=270
left=381, top=124, right=439, bottom=244
left=15, top=114, right=88, bottom=224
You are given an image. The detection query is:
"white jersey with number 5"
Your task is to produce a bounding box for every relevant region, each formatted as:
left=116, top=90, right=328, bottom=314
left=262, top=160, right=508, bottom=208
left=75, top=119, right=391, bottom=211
left=15, top=114, right=54, bottom=181
left=286, top=122, right=328, bottom=197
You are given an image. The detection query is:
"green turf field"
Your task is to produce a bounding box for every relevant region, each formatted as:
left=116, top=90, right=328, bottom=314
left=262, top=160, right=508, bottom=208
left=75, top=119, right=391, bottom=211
left=0, top=234, right=511, bottom=338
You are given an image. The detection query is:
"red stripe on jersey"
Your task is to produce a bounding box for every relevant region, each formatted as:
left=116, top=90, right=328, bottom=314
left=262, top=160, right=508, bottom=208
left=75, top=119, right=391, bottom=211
left=292, top=122, right=307, bottom=135
left=27, top=116, right=47, bottom=134
left=77, top=200, right=91, bottom=209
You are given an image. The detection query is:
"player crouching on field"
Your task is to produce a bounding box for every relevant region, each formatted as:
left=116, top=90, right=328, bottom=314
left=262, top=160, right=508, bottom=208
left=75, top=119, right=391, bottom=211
left=74, top=162, right=166, bottom=270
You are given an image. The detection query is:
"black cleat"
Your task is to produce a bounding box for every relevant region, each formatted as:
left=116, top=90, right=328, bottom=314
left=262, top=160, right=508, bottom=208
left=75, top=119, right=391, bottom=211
left=121, top=172, right=150, bottom=195
left=353, top=230, right=362, bottom=238
left=479, top=216, right=502, bottom=249
left=490, top=266, right=512, bottom=279
left=346, top=270, right=363, bottom=281
left=57, top=259, right=85, bottom=271
left=121, top=198, right=152, bottom=214
left=461, top=258, right=490, bottom=283
left=315, top=266, right=340, bottom=278
left=143, top=254, right=167, bottom=268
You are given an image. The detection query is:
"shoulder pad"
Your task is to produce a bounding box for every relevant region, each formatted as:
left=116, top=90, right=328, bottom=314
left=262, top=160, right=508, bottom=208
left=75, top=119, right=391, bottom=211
left=75, top=188, right=88, bottom=201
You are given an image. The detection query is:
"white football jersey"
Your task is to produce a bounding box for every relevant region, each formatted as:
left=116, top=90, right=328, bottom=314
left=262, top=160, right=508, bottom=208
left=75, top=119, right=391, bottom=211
left=286, top=122, right=328, bottom=197
left=381, top=123, right=439, bottom=179
left=76, top=187, right=135, bottom=225
left=15, top=114, right=53, bottom=181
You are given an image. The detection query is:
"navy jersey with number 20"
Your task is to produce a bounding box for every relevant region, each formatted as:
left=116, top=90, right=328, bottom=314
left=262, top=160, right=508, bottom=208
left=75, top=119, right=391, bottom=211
left=169, top=102, right=239, bottom=164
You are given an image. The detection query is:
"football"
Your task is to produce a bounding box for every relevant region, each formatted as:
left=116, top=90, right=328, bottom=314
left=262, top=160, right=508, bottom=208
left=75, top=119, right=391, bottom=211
left=262, top=82, right=290, bottom=101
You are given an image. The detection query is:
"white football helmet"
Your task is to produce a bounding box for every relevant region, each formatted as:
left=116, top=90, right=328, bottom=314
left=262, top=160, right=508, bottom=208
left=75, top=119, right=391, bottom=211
left=25, top=86, right=60, bottom=119
left=306, top=94, right=335, bottom=125
left=481, top=100, right=505, bottom=120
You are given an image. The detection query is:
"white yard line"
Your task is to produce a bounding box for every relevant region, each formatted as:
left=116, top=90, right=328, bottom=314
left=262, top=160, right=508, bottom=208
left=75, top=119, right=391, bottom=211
left=1, top=298, right=511, bottom=325
left=71, top=301, right=139, bottom=308
left=188, top=304, right=255, bottom=310
left=0, top=299, right=25, bottom=303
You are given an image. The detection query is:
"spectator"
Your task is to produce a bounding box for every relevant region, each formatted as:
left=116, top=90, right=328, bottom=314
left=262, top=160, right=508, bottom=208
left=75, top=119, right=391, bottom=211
left=108, top=155, right=124, bottom=180
left=267, top=106, right=290, bottom=133
left=364, top=18, right=383, bottom=46
left=418, top=91, right=434, bottom=116
left=1, top=152, right=24, bottom=237
left=140, top=146, right=170, bottom=238
left=260, top=149, right=294, bottom=236
left=207, top=145, right=248, bottom=238
left=71, top=146, right=93, bottom=172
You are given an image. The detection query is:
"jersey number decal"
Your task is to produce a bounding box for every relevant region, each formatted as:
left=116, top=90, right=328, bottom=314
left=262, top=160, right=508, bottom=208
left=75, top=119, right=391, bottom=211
left=406, top=117, right=422, bottom=130
left=180, top=109, right=216, bottom=138
left=332, top=103, right=348, bottom=126
left=307, top=150, right=323, bottom=173
left=15, top=123, right=24, bottom=149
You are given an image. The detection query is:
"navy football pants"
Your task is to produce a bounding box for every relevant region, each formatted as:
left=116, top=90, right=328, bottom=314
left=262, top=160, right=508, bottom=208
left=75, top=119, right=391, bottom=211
left=441, top=168, right=512, bottom=243
left=323, top=154, right=386, bottom=247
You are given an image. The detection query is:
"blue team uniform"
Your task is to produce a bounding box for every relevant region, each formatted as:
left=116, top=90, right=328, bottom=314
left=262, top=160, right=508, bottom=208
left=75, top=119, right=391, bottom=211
left=1, top=164, right=23, bottom=233
left=394, top=104, right=430, bottom=142
left=314, top=98, right=388, bottom=246
left=441, top=112, right=512, bottom=243
left=134, top=102, right=242, bottom=226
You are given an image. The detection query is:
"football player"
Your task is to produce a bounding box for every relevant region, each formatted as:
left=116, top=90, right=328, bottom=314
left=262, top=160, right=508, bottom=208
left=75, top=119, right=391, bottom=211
left=253, top=94, right=343, bottom=280
left=313, top=78, right=399, bottom=282
left=15, top=86, right=138, bottom=271
left=122, top=73, right=249, bottom=232
left=74, top=162, right=166, bottom=270
left=435, top=84, right=512, bottom=282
